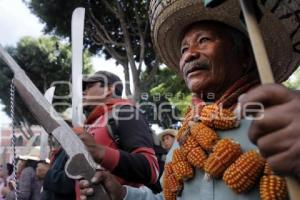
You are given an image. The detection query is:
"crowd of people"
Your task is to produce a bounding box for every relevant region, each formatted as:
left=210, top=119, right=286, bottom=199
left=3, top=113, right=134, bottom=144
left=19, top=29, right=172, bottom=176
left=0, top=70, right=175, bottom=200
left=0, top=154, right=50, bottom=200
left=78, top=1, right=300, bottom=200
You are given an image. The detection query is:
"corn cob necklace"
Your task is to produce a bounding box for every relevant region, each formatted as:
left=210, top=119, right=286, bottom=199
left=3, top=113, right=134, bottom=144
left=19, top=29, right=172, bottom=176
left=162, top=75, right=288, bottom=200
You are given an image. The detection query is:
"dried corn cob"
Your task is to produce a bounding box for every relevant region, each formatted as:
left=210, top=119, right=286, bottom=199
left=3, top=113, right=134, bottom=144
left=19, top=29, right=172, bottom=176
left=201, top=104, right=237, bottom=129
left=190, top=122, right=219, bottom=151
left=223, top=150, right=265, bottom=193
left=164, top=162, right=174, bottom=176
left=163, top=173, right=183, bottom=193
left=176, top=119, right=190, bottom=141
left=263, top=162, right=275, bottom=175
left=187, top=146, right=207, bottom=169
left=163, top=189, right=177, bottom=200
left=204, top=139, right=242, bottom=178
left=185, top=105, right=192, bottom=115
left=180, top=135, right=199, bottom=155
left=172, top=161, right=194, bottom=181
left=172, top=148, right=187, bottom=163
left=260, top=175, right=288, bottom=200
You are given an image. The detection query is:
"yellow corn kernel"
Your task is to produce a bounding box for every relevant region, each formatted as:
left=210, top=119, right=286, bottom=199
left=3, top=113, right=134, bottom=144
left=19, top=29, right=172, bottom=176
left=180, top=135, right=199, bottom=156
left=163, top=173, right=183, bottom=193
left=204, top=139, right=242, bottom=178
left=263, top=162, right=275, bottom=175
left=190, top=122, right=219, bottom=151
left=184, top=106, right=192, bottom=116
left=172, top=148, right=187, bottom=163
left=201, top=104, right=237, bottom=129
left=187, top=146, right=207, bottom=169
left=223, top=150, right=265, bottom=193
left=176, top=119, right=190, bottom=140
left=163, top=189, right=177, bottom=200
left=260, top=175, right=288, bottom=200
left=172, top=161, right=194, bottom=181
left=164, top=162, right=174, bottom=176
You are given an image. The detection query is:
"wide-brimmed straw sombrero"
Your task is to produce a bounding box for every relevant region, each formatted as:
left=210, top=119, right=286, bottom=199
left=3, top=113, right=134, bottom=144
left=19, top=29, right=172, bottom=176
left=18, top=147, right=40, bottom=161
left=149, top=0, right=300, bottom=82
left=159, top=129, right=177, bottom=141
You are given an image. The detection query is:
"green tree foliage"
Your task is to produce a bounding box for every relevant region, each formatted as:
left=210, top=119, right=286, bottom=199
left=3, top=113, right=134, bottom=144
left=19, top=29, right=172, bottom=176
left=0, top=36, right=92, bottom=137
left=140, top=68, right=191, bottom=128
left=25, top=0, right=158, bottom=100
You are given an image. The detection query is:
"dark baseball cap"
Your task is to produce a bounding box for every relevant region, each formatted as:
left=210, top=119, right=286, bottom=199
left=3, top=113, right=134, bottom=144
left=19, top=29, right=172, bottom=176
left=83, top=71, right=121, bottom=84
left=83, top=71, right=123, bottom=96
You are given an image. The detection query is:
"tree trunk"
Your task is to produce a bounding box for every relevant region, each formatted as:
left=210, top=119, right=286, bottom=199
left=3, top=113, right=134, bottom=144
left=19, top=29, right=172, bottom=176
left=122, top=62, right=132, bottom=97
left=133, top=78, right=141, bottom=102
left=87, top=0, right=156, bottom=102
left=140, top=60, right=159, bottom=92
left=116, top=1, right=141, bottom=101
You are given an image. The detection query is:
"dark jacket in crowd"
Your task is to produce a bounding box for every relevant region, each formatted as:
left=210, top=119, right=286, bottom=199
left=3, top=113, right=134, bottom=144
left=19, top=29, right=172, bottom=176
left=40, top=149, right=75, bottom=200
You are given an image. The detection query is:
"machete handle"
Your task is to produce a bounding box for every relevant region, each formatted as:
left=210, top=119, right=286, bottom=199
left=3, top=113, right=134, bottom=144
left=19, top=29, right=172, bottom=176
left=65, top=153, right=111, bottom=200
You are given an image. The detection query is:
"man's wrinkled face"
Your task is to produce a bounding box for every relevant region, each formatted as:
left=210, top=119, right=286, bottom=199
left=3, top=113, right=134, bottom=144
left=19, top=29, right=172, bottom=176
left=179, top=23, right=243, bottom=96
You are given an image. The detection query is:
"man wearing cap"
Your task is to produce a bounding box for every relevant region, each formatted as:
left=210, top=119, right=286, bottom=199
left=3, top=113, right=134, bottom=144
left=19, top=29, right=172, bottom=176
left=79, top=71, right=159, bottom=189
left=79, top=1, right=300, bottom=200
left=159, top=129, right=177, bottom=151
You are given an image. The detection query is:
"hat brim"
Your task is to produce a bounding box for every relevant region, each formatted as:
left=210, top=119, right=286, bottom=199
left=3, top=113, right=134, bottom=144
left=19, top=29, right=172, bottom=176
left=82, top=76, right=101, bottom=83
left=82, top=76, right=102, bottom=91
left=159, top=129, right=177, bottom=141
left=150, top=0, right=300, bottom=82
left=18, top=155, right=40, bottom=161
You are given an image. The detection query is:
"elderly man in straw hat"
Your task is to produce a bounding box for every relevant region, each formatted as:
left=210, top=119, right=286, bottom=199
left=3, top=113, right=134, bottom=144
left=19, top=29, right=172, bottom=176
left=79, top=1, right=300, bottom=200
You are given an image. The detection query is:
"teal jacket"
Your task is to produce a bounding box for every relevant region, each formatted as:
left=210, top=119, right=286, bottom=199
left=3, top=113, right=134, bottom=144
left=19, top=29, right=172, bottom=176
left=125, top=119, right=260, bottom=200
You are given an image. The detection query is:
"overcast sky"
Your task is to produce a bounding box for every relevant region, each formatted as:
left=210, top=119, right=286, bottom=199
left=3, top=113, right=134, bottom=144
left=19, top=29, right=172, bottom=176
left=0, top=0, right=125, bottom=128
